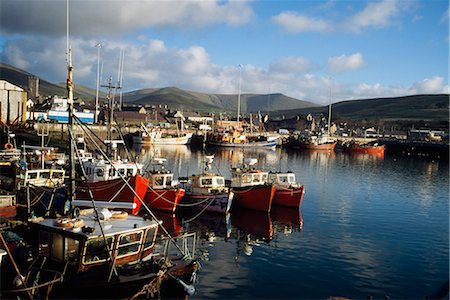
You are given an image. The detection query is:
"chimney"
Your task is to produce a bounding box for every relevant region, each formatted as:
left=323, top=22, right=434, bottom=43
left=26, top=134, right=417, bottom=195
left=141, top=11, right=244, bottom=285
left=28, top=75, right=39, bottom=101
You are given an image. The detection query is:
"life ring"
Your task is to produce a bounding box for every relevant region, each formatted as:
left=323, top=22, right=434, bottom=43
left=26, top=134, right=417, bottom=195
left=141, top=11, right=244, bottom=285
left=54, top=218, right=84, bottom=228
left=4, top=143, right=13, bottom=150
left=110, top=211, right=128, bottom=219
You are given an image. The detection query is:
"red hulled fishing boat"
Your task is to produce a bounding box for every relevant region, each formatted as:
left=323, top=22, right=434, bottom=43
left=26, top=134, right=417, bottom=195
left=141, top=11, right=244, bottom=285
left=230, top=158, right=275, bottom=212
left=268, top=171, right=305, bottom=208
left=144, top=158, right=185, bottom=212
left=344, top=142, right=385, bottom=155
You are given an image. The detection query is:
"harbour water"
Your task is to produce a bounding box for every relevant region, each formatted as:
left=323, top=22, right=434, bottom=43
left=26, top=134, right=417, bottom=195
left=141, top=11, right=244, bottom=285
left=133, top=145, right=449, bottom=299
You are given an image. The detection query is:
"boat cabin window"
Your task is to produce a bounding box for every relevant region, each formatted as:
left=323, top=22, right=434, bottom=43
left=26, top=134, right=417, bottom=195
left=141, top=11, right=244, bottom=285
left=127, top=168, right=134, bottom=177
left=252, top=174, right=264, bottom=183
left=118, top=168, right=125, bottom=176
left=154, top=175, right=164, bottom=186
left=52, top=171, right=64, bottom=179
left=201, top=178, right=213, bottom=186
left=109, top=168, right=116, bottom=177
left=38, top=232, right=80, bottom=264
left=288, top=174, right=296, bottom=184
left=27, top=172, right=38, bottom=180
left=262, top=174, right=268, bottom=182
left=117, top=231, right=143, bottom=257
left=278, top=175, right=288, bottom=184
left=216, top=178, right=224, bottom=186
left=166, top=175, right=172, bottom=186
left=241, top=174, right=251, bottom=184
left=144, top=227, right=158, bottom=250
left=83, top=236, right=114, bottom=265
left=40, top=171, right=50, bottom=179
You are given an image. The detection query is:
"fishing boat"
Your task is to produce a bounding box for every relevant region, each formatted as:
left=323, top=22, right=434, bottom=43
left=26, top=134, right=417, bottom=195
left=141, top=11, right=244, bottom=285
left=0, top=194, right=16, bottom=218
left=2, top=206, right=199, bottom=299
left=133, top=123, right=193, bottom=145
left=144, top=158, right=185, bottom=213
left=208, top=131, right=278, bottom=148
left=293, top=134, right=337, bottom=151
left=230, top=158, right=275, bottom=213
left=179, top=155, right=234, bottom=214
left=76, top=159, right=149, bottom=216
left=343, top=141, right=385, bottom=155
left=268, top=171, right=305, bottom=208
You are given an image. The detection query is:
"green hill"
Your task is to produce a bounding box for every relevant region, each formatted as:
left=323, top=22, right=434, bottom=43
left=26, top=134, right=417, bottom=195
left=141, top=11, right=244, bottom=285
left=274, top=94, right=449, bottom=121
left=125, top=89, right=316, bottom=113
left=1, top=63, right=448, bottom=122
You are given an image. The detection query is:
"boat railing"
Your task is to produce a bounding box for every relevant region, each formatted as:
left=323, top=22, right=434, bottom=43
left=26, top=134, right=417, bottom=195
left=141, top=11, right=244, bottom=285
left=160, top=232, right=197, bottom=260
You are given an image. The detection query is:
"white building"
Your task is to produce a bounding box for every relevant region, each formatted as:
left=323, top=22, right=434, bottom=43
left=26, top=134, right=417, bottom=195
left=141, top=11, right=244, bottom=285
left=0, top=80, right=27, bottom=124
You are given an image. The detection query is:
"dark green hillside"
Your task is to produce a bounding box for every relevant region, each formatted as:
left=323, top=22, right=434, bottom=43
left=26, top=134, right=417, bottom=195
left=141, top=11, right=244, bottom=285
left=274, top=94, right=449, bottom=121
left=132, top=87, right=223, bottom=112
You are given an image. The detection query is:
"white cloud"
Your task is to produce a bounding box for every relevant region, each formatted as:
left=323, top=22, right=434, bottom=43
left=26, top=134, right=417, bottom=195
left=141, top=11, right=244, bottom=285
left=271, top=11, right=331, bottom=33
left=409, top=76, right=450, bottom=94
left=328, top=53, right=365, bottom=73
left=0, top=0, right=254, bottom=36
left=344, top=0, right=401, bottom=33
left=269, top=56, right=315, bottom=74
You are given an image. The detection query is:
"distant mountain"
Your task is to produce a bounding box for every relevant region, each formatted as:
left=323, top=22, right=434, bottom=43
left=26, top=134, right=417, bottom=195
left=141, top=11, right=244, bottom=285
left=273, top=94, right=449, bottom=121
left=1, top=63, right=448, bottom=122
left=123, top=88, right=317, bottom=113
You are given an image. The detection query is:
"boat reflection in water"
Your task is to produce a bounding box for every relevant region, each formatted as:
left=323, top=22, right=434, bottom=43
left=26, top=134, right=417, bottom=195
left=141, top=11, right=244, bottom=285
left=271, top=205, right=303, bottom=234
left=152, top=210, right=183, bottom=237
left=231, top=208, right=273, bottom=241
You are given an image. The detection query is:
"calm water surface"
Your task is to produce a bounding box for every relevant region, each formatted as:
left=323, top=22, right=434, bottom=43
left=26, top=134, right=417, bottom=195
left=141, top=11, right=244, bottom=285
left=133, top=145, right=449, bottom=299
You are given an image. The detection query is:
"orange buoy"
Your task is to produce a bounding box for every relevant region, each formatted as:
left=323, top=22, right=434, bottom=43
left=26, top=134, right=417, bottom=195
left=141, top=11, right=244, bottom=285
left=4, top=143, right=13, bottom=150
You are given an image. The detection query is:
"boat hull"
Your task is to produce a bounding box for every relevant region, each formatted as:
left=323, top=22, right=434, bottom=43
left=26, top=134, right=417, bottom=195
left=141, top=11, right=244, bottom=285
left=272, top=185, right=305, bottom=208
left=144, top=188, right=185, bottom=212
left=231, top=185, right=275, bottom=212
left=76, top=175, right=149, bottom=215
left=208, top=140, right=276, bottom=148
left=296, top=142, right=336, bottom=151
left=133, top=133, right=193, bottom=145
left=347, top=144, right=385, bottom=155
left=181, top=192, right=233, bottom=214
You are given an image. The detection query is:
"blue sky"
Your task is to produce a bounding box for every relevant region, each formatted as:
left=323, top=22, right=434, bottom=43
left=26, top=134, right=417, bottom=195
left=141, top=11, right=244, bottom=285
left=0, top=0, right=448, bottom=104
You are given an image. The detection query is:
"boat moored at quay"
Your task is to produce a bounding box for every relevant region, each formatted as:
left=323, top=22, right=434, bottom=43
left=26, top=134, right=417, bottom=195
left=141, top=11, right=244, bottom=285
left=229, top=158, right=276, bottom=213
left=143, top=158, right=185, bottom=213
left=268, top=171, right=305, bottom=208
left=179, top=155, right=234, bottom=214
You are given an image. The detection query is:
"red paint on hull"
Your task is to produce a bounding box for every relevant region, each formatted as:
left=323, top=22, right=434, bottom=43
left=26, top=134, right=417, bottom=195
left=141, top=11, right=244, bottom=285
left=348, top=144, right=385, bottom=155
left=76, top=175, right=149, bottom=215
left=231, top=208, right=273, bottom=239
left=144, top=188, right=185, bottom=212
left=232, top=185, right=275, bottom=212
left=272, top=185, right=305, bottom=208
left=0, top=205, right=17, bottom=218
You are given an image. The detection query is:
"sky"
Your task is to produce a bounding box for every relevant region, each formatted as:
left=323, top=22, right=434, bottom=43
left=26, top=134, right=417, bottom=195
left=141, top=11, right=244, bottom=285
left=0, top=0, right=448, bottom=105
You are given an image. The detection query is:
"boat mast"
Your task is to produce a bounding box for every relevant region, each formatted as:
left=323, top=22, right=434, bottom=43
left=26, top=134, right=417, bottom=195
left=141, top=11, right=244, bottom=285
left=327, top=78, right=333, bottom=136
left=66, top=0, right=76, bottom=204
left=237, top=64, right=242, bottom=124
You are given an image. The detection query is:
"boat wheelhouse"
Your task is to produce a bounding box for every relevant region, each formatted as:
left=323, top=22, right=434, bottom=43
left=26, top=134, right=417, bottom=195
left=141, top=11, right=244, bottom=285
left=144, top=158, right=185, bottom=213
left=76, top=158, right=148, bottom=215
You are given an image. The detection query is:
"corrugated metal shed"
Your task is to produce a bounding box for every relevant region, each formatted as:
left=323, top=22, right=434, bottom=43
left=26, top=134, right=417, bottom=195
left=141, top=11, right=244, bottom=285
left=0, top=80, right=27, bottom=124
